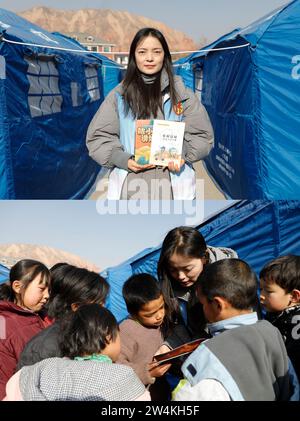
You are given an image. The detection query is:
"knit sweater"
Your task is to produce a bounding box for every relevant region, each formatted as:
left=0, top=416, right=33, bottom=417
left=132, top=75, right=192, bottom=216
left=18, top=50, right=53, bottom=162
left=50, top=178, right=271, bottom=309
left=3, top=357, right=150, bottom=401
left=117, top=318, right=164, bottom=385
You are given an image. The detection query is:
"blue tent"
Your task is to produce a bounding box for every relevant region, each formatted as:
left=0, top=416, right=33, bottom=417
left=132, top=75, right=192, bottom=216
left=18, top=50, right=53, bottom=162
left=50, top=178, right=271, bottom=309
left=175, top=0, right=300, bottom=199
left=102, top=200, right=300, bottom=321
left=53, top=32, right=124, bottom=98
left=0, top=263, right=9, bottom=284
left=0, top=8, right=122, bottom=199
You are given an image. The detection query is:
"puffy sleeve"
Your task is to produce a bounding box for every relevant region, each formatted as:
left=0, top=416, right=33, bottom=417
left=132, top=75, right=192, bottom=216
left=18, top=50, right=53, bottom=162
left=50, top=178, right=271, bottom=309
left=2, top=370, right=23, bottom=401
left=86, top=88, right=132, bottom=170
left=172, top=378, right=231, bottom=401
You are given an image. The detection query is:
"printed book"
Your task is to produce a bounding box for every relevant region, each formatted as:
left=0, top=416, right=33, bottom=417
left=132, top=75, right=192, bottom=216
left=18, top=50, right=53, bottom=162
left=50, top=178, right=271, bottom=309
left=153, top=338, right=206, bottom=366
left=134, top=119, right=153, bottom=165
left=149, top=120, right=185, bottom=167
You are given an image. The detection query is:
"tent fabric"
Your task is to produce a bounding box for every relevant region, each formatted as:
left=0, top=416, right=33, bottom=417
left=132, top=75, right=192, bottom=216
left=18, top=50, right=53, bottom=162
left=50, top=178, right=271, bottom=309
left=174, top=0, right=300, bottom=199
left=52, top=32, right=124, bottom=98
left=0, top=8, right=122, bottom=199
left=103, top=200, right=300, bottom=321
left=174, top=28, right=242, bottom=91
left=0, top=264, right=9, bottom=284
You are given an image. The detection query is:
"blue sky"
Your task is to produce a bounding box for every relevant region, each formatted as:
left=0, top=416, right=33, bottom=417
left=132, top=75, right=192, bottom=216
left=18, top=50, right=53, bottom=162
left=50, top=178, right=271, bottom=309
left=0, top=200, right=234, bottom=269
left=2, top=0, right=290, bottom=43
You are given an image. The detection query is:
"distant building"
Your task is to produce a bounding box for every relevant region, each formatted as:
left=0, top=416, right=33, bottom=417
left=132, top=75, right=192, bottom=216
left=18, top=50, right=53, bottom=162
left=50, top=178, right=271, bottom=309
left=114, top=53, right=128, bottom=67
left=64, top=32, right=117, bottom=60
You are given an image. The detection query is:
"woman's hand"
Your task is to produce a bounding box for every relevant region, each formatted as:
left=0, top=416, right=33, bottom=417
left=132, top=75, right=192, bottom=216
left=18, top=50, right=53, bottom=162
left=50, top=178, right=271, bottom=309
left=167, top=159, right=185, bottom=173
left=128, top=159, right=155, bottom=173
left=148, top=361, right=171, bottom=378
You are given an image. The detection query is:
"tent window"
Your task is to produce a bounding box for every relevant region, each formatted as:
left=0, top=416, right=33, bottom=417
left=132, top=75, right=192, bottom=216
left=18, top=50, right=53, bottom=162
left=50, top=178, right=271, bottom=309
left=85, top=65, right=100, bottom=102
left=0, top=56, right=6, bottom=79
left=71, top=82, right=83, bottom=107
left=25, top=57, right=62, bottom=117
left=194, top=68, right=203, bottom=100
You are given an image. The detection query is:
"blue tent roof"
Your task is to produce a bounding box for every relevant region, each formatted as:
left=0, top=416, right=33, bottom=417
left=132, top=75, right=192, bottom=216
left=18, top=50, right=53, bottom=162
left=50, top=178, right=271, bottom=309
left=0, top=8, right=122, bottom=199
left=236, top=4, right=289, bottom=45
left=174, top=28, right=242, bottom=90
left=53, top=32, right=124, bottom=97
left=175, top=0, right=300, bottom=199
left=103, top=200, right=300, bottom=321
left=0, top=8, right=88, bottom=49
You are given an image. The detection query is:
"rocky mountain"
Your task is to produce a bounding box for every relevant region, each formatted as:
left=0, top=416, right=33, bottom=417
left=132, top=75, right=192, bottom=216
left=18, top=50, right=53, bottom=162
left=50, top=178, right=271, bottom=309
left=0, top=243, right=99, bottom=272
left=18, top=7, right=197, bottom=52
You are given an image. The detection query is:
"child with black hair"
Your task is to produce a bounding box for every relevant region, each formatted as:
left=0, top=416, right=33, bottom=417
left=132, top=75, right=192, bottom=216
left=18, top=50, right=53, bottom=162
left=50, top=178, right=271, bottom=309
left=4, top=304, right=150, bottom=400
left=173, top=259, right=299, bottom=401
left=17, top=264, right=109, bottom=369
left=117, top=273, right=172, bottom=395
left=0, top=259, right=50, bottom=399
left=260, top=255, right=300, bottom=380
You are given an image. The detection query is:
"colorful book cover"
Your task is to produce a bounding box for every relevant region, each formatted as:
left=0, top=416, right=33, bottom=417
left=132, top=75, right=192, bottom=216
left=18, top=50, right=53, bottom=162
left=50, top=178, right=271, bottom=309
left=149, top=120, right=185, bottom=167
left=134, top=119, right=154, bottom=165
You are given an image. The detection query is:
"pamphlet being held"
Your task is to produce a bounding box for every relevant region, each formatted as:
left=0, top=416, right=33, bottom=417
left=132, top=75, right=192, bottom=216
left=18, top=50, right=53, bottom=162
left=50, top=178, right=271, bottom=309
left=134, top=119, right=154, bottom=165
left=149, top=120, right=185, bottom=167
left=152, top=338, right=206, bottom=366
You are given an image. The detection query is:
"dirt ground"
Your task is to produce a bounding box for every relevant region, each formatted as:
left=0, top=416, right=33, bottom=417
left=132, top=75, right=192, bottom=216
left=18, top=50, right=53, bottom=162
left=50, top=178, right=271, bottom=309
left=89, top=161, right=225, bottom=200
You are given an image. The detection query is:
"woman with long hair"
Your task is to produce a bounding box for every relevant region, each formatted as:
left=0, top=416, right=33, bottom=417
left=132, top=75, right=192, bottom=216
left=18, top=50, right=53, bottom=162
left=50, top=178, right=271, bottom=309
left=87, top=27, right=213, bottom=199
left=157, top=226, right=238, bottom=350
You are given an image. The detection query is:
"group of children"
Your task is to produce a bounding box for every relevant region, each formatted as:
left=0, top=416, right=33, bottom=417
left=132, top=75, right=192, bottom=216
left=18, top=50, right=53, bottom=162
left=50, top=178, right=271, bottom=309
left=0, top=226, right=299, bottom=401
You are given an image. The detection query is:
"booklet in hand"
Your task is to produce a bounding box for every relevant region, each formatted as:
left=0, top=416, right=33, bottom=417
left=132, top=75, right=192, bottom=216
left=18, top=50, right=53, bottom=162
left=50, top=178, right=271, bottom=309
left=149, top=120, right=185, bottom=167
left=153, top=338, right=206, bottom=366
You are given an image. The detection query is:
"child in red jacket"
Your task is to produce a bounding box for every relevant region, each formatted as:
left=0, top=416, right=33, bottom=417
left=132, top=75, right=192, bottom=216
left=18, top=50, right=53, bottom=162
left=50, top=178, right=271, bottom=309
left=0, top=259, right=50, bottom=399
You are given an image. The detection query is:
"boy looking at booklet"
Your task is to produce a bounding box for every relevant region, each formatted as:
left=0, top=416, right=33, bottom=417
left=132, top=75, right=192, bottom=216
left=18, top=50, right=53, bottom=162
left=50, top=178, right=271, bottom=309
left=173, top=259, right=299, bottom=401
left=117, top=274, right=173, bottom=398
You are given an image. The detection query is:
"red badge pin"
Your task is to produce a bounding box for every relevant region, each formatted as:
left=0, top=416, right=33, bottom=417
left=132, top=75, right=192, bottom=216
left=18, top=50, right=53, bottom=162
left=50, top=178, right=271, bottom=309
left=174, top=102, right=183, bottom=115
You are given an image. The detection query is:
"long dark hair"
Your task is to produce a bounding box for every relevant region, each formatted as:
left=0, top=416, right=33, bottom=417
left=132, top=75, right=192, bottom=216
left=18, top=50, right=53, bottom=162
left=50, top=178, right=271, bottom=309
left=122, top=27, right=178, bottom=119
left=0, top=259, right=50, bottom=303
left=47, top=265, right=109, bottom=320
left=157, top=227, right=208, bottom=318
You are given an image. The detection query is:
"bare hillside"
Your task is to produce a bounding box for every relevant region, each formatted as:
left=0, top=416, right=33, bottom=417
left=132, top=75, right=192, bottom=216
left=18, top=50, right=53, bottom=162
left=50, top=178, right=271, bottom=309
left=0, top=243, right=99, bottom=271
left=19, top=7, right=197, bottom=52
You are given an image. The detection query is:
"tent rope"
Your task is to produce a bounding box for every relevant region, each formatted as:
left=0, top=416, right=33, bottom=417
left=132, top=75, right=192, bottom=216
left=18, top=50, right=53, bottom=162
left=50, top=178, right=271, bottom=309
left=0, top=36, right=126, bottom=69
left=170, top=43, right=250, bottom=55
left=1, top=35, right=250, bottom=61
